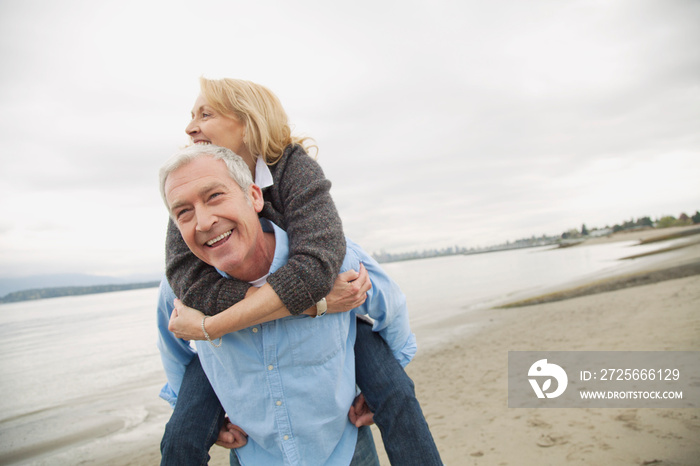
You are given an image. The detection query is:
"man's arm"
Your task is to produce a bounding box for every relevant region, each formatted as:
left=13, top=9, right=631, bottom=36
left=345, top=238, right=417, bottom=367
left=156, top=278, right=197, bottom=407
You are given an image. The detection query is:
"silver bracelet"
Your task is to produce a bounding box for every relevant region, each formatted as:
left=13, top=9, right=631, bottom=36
left=201, top=316, right=222, bottom=348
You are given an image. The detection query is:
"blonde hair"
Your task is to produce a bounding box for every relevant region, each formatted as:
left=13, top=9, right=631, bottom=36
left=199, top=77, right=316, bottom=164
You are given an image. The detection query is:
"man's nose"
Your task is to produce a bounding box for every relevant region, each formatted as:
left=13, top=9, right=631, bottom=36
left=195, top=208, right=217, bottom=232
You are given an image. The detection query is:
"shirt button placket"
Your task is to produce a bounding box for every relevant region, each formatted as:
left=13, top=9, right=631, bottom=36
left=263, top=321, right=299, bottom=463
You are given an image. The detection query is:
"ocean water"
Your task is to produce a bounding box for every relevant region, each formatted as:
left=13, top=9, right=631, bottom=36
left=382, top=239, right=683, bottom=325
left=0, top=239, right=683, bottom=464
left=0, top=288, right=166, bottom=464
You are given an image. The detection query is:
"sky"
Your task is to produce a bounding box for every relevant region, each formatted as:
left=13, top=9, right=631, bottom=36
left=0, top=0, right=699, bottom=280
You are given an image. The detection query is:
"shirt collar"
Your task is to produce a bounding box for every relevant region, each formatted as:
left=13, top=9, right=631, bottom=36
left=216, top=218, right=289, bottom=287
left=255, top=156, right=274, bottom=189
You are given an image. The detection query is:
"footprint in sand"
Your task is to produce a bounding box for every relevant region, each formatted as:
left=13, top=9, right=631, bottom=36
left=536, top=433, right=569, bottom=447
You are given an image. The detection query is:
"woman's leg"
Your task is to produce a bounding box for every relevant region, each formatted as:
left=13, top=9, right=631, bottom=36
left=349, top=425, right=380, bottom=466
left=354, top=318, right=443, bottom=465
left=160, top=355, right=226, bottom=466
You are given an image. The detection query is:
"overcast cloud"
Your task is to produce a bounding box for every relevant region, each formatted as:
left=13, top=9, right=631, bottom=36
left=0, top=0, right=698, bottom=278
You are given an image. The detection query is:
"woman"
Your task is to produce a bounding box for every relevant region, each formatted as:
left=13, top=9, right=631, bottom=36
left=161, top=77, right=442, bottom=465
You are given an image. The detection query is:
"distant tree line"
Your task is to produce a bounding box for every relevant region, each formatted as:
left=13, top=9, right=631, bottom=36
left=0, top=281, right=161, bottom=304
left=375, top=210, right=699, bottom=263
left=566, top=211, right=700, bottom=239
left=373, top=234, right=559, bottom=263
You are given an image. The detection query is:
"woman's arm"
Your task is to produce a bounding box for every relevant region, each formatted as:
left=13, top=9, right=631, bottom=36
left=168, top=265, right=371, bottom=341
left=263, top=145, right=347, bottom=314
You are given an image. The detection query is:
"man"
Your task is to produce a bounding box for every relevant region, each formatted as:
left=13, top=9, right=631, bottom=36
left=157, top=144, right=416, bottom=465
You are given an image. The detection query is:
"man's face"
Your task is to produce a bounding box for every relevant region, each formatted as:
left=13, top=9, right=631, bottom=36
left=165, top=156, right=264, bottom=276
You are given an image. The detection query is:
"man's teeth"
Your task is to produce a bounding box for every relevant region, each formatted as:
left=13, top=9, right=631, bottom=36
left=206, top=230, right=231, bottom=246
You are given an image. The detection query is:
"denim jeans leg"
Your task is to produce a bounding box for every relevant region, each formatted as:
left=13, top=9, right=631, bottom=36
left=161, top=355, right=226, bottom=466
left=229, top=450, right=242, bottom=466
left=350, top=425, right=380, bottom=465
left=354, top=318, right=443, bottom=465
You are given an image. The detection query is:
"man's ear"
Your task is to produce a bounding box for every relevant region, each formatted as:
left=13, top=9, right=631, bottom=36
left=249, top=184, right=265, bottom=213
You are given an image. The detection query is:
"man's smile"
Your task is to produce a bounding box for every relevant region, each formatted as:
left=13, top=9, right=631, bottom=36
left=206, top=229, right=232, bottom=247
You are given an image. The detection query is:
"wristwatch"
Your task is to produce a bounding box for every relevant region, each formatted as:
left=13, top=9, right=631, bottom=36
left=315, top=297, right=327, bottom=318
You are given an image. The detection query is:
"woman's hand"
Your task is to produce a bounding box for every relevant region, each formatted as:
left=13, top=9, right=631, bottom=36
left=326, top=263, right=372, bottom=313
left=348, top=394, right=375, bottom=427
left=168, top=299, right=207, bottom=340
left=215, top=417, right=248, bottom=449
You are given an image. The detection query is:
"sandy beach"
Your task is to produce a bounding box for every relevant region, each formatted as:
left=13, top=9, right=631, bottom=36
left=86, top=226, right=700, bottom=465
left=398, top=232, right=700, bottom=465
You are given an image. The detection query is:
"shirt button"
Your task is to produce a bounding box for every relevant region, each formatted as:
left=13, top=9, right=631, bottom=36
left=268, top=365, right=274, bottom=371
left=252, top=327, right=258, bottom=333
left=283, top=435, right=289, bottom=441
left=276, top=400, right=282, bottom=406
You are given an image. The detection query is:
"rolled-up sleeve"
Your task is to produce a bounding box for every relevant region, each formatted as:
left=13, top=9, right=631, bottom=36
left=344, top=239, right=416, bottom=367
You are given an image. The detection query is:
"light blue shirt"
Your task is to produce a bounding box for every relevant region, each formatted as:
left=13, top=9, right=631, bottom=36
left=157, top=219, right=416, bottom=466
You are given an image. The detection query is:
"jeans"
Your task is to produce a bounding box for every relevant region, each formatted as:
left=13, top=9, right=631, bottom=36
left=160, top=356, right=226, bottom=465
left=161, top=318, right=442, bottom=465
left=354, top=318, right=443, bottom=465
left=227, top=424, right=378, bottom=465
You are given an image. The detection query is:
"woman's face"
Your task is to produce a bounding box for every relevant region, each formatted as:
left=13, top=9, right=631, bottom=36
left=185, top=94, right=252, bottom=161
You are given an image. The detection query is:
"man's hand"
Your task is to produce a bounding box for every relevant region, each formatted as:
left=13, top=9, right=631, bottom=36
left=326, top=263, right=372, bottom=313
left=348, top=393, right=375, bottom=427
left=168, top=299, right=207, bottom=340
left=215, top=418, right=248, bottom=449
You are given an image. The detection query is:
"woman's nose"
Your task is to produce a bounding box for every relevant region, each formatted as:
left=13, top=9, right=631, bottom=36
left=185, top=119, right=198, bottom=136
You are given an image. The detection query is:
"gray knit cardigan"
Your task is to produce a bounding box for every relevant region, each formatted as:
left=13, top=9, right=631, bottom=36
left=165, top=144, right=346, bottom=316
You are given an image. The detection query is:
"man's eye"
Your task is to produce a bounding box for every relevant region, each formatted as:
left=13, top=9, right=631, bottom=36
left=175, top=208, right=190, bottom=219
left=209, top=192, right=223, bottom=201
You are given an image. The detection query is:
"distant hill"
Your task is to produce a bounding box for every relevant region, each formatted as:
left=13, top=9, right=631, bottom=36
left=0, top=273, right=162, bottom=300
left=0, top=281, right=161, bottom=304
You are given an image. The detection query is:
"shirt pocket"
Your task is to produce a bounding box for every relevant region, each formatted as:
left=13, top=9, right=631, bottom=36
left=282, top=315, right=346, bottom=366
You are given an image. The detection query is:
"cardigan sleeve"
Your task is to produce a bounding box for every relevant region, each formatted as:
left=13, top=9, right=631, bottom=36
left=164, top=219, right=250, bottom=316
left=265, top=146, right=346, bottom=314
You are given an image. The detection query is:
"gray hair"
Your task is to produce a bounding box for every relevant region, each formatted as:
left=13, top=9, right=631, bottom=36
left=159, top=144, right=254, bottom=215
